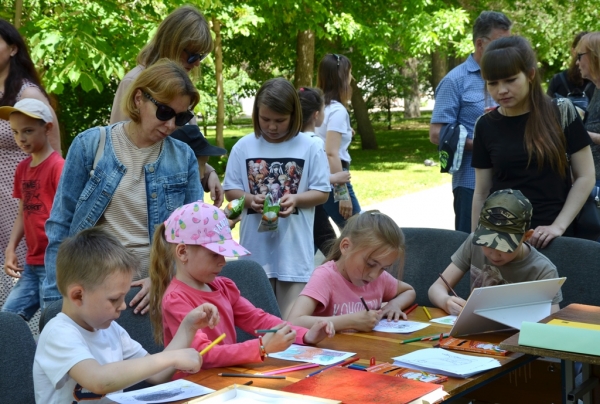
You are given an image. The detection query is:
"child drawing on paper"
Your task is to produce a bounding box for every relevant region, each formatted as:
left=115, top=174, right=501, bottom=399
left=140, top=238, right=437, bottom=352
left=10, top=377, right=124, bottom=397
left=288, top=211, right=416, bottom=332
left=428, top=189, right=562, bottom=316
left=149, top=202, right=335, bottom=371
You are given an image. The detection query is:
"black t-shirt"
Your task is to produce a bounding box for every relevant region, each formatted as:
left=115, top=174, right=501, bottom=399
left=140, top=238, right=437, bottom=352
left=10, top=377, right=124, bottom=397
left=547, top=70, right=595, bottom=100
left=472, top=107, right=591, bottom=228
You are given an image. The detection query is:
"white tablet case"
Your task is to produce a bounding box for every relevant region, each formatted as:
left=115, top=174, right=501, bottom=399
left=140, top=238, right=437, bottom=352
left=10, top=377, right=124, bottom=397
left=449, top=277, right=566, bottom=337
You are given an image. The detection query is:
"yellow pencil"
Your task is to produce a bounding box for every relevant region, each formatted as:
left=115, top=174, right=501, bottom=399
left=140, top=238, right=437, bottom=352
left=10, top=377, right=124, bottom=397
left=199, top=333, right=226, bottom=356
left=422, top=306, right=432, bottom=320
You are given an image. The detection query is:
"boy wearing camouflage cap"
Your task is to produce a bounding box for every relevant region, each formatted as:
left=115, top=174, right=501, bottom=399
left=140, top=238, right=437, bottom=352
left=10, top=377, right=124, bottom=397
left=428, top=189, right=562, bottom=315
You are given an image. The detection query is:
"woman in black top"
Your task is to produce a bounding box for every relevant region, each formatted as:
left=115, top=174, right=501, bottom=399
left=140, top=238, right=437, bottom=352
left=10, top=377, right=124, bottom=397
left=472, top=36, right=594, bottom=249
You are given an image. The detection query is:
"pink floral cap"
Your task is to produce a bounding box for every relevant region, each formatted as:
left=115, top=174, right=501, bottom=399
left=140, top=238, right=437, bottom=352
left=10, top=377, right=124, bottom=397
left=164, top=201, right=250, bottom=257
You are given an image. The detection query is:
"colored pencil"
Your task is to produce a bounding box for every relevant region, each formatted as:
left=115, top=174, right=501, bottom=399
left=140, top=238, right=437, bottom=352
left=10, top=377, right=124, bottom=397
left=218, top=373, right=286, bottom=379
left=261, top=363, right=320, bottom=375
left=199, top=333, right=226, bottom=356
left=422, top=306, right=432, bottom=320
left=401, top=332, right=449, bottom=344
left=306, top=357, right=359, bottom=378
left=255, top=329, right=278, bottom=333
left=404, top=303, right=418, bottom=315
left=360, top=296, right=369, bottom=311
left=438, top=273, right=459, bottom=298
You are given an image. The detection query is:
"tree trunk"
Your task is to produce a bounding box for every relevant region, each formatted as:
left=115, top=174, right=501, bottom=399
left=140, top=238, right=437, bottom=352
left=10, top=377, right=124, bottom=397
left=212, top=17, right=225, bottom=148
left=350, top=79, right=377, bottom=150
left=431, top=50, right=448, bottom=93
left=402, top=57, right=420, bottom=118
left=14, top=0, right=23, bottom=29
left=294, top=29, right=315, bottom=88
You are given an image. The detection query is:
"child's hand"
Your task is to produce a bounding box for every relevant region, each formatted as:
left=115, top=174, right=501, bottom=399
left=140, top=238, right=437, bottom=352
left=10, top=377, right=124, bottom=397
left=445, top=296, right=466, bottom=316
left=4, top=250, right=23, bottom=278
left=380, top=301, right=407, bottom=322
left=330, top=171, right=351, bottom=185
left=339, top=200, right=353, bottom=219
left=250, top=193, right=266, bottom=213
left=183, top=303, right=220, bottom=332
left=278, top=194, right=297, bottom=218
left=353, top=310, right=381, bottom=332
left=172, top=348, right=202, bottom=374
left=303, top=320, right=335, bottom=344
left=262, top=323, right=296, bottom=354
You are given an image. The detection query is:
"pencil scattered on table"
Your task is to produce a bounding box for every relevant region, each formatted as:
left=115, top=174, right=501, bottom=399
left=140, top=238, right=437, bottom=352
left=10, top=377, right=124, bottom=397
left=261, top=362, right=320, bottom=375
left=199, top=333, right=226, bottom=356
left=360, top=296, right=369, bottom=311
left=404, top=303, right=418, bottom=315
left=401, top=333, right=450, bottom=344
left=306, top=357, right=359, bottom=378
left=438, top=273, right=459, bottom=298
left=422, top=333, right=450, bottom=342
left=219, top=373, right=286, bottom=379
left=422, top=306, right=432, bottom=320
left=255, top=329, right=278, bottom=334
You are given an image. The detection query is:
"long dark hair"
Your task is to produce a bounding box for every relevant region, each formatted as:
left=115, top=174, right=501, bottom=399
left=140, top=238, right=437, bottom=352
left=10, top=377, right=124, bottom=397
left=317, top=54, right=352, bottom=106
left=297, top=87, right=324, bottom=130
left=0, top=19, right=46, bottom=107
left=481, top=36, right=567, bottom=176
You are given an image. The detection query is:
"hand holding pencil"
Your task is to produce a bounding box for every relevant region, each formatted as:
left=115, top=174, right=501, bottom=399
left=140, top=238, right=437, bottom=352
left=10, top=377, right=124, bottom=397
left=261, top=323, right=297, bottom=355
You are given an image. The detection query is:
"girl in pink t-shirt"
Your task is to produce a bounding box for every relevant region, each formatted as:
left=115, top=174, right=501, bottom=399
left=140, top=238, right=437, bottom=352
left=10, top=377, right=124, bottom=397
left=288, top=211, right=416, bottom=332
left=149, top=201, right=334, bottom=370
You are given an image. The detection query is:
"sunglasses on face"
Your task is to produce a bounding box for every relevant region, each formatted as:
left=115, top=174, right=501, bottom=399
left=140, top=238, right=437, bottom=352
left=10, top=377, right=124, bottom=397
left=577, top=52, right=588, bottom=61
left=143, top=92, right=194, bottom=126
left=184, top=49, right=208, bottom=65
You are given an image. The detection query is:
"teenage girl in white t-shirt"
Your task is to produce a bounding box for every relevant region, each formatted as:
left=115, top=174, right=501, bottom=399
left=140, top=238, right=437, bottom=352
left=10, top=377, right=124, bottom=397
left=298, top=87, right=350, bottom=256
left=315, top=54, right=361, bottom=228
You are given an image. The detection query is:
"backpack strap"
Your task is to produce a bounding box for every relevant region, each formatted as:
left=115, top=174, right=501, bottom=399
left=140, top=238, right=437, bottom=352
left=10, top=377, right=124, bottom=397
left=559, top=71, right=572, bottom=94
left=90, top=126, right=107, bottom=176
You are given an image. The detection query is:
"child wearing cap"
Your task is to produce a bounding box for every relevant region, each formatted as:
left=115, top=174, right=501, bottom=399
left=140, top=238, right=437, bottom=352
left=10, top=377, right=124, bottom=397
left=34, top=227, right=219, bottom=403
left=149, top=201, right=334, bottom=371
left=0, top=99, right=64, bottom=321
left=428, top=189, right=562, bottom=316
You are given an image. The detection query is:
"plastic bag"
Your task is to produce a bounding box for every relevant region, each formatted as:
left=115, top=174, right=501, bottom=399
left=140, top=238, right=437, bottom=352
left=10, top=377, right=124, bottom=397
left=224, top=195, right=245, bottom=220
left=257, top=194, right=280, bottom=232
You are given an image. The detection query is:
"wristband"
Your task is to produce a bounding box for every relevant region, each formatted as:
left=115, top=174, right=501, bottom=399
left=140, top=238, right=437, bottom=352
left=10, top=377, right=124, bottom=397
left=258, top=336, right=267, bottom=358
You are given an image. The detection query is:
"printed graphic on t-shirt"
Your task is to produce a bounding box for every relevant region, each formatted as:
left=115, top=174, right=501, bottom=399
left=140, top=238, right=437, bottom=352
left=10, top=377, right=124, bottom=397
left=21, top=179, right=48, bottom=217
left=470, top=265, right=508, bottom=289
left=245, top=157, right=305, bottom=214
left=333, top=297, right=382, bottom=316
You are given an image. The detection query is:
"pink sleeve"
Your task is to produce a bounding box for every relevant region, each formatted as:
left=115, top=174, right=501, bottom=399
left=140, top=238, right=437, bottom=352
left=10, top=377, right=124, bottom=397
left=380, top=271, right=401, bottom=302
left=298, top=264, right=332, bottom=308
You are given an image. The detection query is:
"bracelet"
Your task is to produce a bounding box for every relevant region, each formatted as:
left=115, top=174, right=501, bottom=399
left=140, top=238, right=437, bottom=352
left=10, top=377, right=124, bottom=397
left=258, top=336, right=267, bottom=358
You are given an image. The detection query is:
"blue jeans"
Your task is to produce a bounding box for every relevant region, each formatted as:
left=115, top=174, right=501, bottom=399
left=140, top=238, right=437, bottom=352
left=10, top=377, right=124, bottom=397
left=453, top=186, right=474, bottom=233
left=322, top=180, right=362, bottom=229
left=2, top=264, right=45, bottom=321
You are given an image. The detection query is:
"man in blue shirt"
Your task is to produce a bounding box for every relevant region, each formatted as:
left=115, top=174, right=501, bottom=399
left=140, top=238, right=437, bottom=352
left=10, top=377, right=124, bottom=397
left=430, top=11, right=512, bottom=233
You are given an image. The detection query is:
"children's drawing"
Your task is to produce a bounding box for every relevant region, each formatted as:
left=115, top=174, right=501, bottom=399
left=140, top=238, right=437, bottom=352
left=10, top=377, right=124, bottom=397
left=372, top=320, right=430, bottom=333
left=268, top=344, right=355, bottom=365
left=429, top=315, right=457, bottom=326
left=107, top=379, right=214, bottom=404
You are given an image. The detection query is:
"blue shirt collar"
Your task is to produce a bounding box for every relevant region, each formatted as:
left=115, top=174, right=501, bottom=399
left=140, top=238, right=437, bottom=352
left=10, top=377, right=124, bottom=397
left=466, top=54, right=481, bottom=73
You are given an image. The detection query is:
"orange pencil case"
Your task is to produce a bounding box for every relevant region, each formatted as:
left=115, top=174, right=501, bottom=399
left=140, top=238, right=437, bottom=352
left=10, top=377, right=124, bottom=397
left=437, top=337, right=510, bottom=356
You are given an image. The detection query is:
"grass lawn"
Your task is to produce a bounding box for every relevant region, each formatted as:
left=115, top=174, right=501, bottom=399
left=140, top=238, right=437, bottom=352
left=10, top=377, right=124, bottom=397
left=203, top=112, right=451, bottom=207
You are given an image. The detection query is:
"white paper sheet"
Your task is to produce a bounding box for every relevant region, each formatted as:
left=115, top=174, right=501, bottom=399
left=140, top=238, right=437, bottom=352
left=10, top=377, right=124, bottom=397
left=372, top=319, right=430, bottom=333
left=429, top=315, right=457, bottom=326
left=392, top=348, right=501, bottom=378
left=107, top=379, right=214, bottom=404
left=267, top=344, right=355, bottom=365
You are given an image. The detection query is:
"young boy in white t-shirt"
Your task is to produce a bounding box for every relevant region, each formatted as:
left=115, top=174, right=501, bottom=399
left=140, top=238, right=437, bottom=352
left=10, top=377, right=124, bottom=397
left=428, top=189, right=562, bottom=316
left=33, top=227, right=219, bottom=403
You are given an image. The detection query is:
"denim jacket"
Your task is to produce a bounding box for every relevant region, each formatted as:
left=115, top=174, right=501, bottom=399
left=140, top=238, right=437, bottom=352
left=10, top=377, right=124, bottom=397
left=43, top=124, right=203, bottom=304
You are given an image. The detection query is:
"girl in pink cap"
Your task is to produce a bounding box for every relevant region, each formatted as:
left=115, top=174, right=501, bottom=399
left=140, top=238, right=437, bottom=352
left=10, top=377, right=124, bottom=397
left=149, top=201, right=334, bottom=370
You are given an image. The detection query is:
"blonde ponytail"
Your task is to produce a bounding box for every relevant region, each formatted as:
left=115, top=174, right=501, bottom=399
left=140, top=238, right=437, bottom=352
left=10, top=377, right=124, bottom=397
left=149, top=223, right=176, bottom=345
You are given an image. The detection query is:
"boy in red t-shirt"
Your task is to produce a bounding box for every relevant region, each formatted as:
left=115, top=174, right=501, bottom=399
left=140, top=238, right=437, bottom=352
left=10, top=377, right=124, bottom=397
left=0, top=99, right=64, bottom=320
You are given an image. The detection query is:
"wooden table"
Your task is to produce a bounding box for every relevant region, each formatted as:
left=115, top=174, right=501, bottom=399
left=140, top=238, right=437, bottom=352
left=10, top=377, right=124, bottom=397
left=500, top=304, right=600, bottom=404
left=172, top=307, right=531, bottom=403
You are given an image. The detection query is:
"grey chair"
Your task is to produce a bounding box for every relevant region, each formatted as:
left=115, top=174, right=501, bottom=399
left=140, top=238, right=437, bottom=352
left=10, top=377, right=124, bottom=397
left=400, top=227, right=471, bottom=307
left=220, top=259, right=281, bottom=342
left=538, top=236, right=600, bottom=307
left=0, top=311, right=36, bottom=404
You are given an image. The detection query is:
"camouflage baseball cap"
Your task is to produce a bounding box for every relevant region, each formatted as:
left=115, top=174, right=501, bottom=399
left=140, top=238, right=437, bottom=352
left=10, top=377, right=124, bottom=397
left=472, top=189, right=532, bottom=253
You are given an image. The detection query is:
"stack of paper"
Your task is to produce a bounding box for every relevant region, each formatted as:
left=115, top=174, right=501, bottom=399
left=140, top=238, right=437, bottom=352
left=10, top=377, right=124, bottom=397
left=372, top=319, right=430, bottom=333
left=392, top=348, right=501, bottom=378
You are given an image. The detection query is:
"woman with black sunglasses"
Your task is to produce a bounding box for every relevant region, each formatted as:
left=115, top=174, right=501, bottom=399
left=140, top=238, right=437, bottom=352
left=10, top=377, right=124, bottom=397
left=43, top=60, right=203, bottom=315
left=110, top=6, right=223, bottom=206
